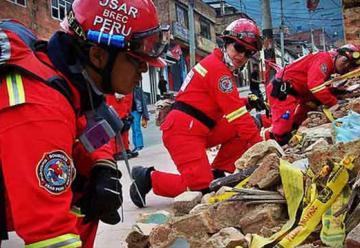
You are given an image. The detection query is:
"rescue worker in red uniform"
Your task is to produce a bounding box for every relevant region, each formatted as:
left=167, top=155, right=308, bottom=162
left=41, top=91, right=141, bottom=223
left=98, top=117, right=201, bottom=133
left=265, top=44, right=360, bottom=144
left=106, top=93, right=139, bottom=159
left=0, top=0, right=168, bottom=247
left=130, top=18, right=264, bottom=208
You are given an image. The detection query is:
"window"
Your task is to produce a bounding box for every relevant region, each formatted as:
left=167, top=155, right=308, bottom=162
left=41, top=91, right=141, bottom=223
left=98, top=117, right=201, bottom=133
left=51, top=0, right=73, bottom=20
left=200, top=18, right=211, bottom=40
left=6, top=0, right=26, bottom=7
left=176, top=4, right=188, bottom=28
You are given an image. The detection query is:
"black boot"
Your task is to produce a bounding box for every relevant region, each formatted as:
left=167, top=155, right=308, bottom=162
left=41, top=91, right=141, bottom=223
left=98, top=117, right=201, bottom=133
left=212, top=169, right=226, bottom=179
left=130, top=166, right=154, bottom=208
left=127, top=149, right=139, bottom=159
left=113, top=152, right=128, bottom=161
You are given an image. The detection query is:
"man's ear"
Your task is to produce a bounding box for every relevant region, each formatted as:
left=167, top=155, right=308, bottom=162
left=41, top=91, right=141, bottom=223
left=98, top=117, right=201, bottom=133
left=89, top=46, right=108, bottom=69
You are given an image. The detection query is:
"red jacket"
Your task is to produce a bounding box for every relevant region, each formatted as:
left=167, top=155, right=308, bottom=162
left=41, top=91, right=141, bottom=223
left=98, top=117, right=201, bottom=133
left=276, top=52, right=337, bottom=107
left=176, top=48, right=261, bottom=144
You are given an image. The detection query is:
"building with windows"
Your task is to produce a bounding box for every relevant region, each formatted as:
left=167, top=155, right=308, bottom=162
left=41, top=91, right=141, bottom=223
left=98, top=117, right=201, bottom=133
left=1, top=0, right=72, bottom=39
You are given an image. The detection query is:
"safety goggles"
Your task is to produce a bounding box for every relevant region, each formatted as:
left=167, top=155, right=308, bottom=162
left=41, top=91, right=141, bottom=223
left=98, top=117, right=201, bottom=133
left=233, top=42, right=257, bottom=58
left=223, top=30, right=263, bottom=51
left=129, top=24, right=170, bottom=58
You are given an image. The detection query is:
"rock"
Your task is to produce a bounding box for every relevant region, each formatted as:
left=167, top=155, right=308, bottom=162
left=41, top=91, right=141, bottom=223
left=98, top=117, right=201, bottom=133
left=238, top=204, right=286, bottom=235
left=304, top=138, right=329, bottom=153
left=308, top=139, right=360, bottom=175
left=235, top=140, right=284, bottom=170
left=345, top=222, right=360, bottom=248
left=350, top=98, right=360, bottom=113
left=173, top=191, right=202, bottom=216
left=248, top=153, right=280, bottom=189
left=149, top=224, right=175, bottom=248
left=126, top=230, right=150, bottom=248
left=189, top=203, right=210, bottom=215
left=204, top=227, right=248, bottom=248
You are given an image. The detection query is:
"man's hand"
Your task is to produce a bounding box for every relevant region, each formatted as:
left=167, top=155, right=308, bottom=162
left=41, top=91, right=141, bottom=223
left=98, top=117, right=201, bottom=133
left=141, top=118, right=148, bottom=128
left=77, top=160, right=123, bottom=225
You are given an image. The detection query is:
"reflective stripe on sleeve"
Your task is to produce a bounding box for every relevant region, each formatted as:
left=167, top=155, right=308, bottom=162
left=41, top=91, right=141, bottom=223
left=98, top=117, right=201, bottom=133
left=193, top=63, right=207, bottom=77
left=6, top=73, right=25, bottom=106
left=310, top=81, right=329, bottom=94
left=225, top=106, right=247, bottom=122
left=25, top=233, right=81, bottom=248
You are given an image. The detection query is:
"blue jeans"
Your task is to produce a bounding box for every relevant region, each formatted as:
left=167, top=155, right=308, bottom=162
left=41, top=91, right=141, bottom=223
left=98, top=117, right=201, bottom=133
left=131, top=111, right=144, bottom=150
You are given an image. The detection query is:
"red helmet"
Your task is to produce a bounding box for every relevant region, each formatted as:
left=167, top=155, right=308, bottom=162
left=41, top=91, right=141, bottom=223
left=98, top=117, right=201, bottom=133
left=61, top=0, right=169, bottom=67
left=221, top=18, right=262, bottom=52
left=337, top=44, right=360, bottom=66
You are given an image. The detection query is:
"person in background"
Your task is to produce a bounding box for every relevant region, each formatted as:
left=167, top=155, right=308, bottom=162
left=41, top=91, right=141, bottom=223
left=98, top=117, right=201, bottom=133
left=129, top=18, right=264, bottom=208
left=106, top=93, right=139, bottom=160
left=264, top=44, right=360, bottom=144
left=158, top=75, right=168, bottom=96
left=249, top=64, right=264, bottom=100
left=131, top=84, right=150, bottom=154
left=0, top=0, right=168, bottom=246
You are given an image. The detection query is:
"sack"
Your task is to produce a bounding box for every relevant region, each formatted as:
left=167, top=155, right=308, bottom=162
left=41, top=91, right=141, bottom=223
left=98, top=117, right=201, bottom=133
left=333, top=110, right=360, bottom=143
left=154, top=98, right=175, bottom=126
left=270, top=78, right=291, bottom=101
left=0, top=19, right=73, bottom=107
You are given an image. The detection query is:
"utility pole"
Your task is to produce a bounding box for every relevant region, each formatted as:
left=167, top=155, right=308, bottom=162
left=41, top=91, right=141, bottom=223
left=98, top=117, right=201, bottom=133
left=188, top=0, right=196, bottom=68
left=322, top=27, right=326, bottom=51
left=309, top=10, right=315, bottom=51
left=261, top=0, right=276, bottom=81
left=280, top=0, right=285, bottom=66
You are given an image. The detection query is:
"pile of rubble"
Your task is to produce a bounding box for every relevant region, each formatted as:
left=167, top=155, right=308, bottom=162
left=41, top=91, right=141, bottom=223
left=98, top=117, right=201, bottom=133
left=126, top=74, right=360, bottom=248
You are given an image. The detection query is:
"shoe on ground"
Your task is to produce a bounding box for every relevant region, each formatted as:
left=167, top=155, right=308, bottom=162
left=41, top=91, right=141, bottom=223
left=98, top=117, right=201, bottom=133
left=127, top=149, right=139, bottom=158
left=130, top=166, right=154, bottom=208
left=131, top=147, right=143, bottom=153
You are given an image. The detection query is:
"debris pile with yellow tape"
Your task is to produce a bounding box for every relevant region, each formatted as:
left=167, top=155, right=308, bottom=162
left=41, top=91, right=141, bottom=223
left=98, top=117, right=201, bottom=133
left=127, top=71, right=360, bottom=248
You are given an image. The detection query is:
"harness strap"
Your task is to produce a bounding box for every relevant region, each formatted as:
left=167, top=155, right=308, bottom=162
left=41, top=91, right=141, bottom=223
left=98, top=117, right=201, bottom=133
left=172, top=101, right=215, bottom=129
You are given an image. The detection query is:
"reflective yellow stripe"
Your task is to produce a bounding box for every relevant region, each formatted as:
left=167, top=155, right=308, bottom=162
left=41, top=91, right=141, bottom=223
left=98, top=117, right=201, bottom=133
left=25, top=234, right=81, bottom=248
left=6, top=73, right=25, bottom=106
left=310, top=81, right=329, bottom=94
left=193, top=63, right=207, bottom=77
left=225, top=106, right=247, bottom=122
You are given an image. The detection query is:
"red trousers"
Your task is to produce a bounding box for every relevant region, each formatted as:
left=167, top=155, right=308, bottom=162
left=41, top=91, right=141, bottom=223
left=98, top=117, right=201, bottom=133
left=266, top=83, right=311, bottom=141
left=153, top=110, right=251, bottom=197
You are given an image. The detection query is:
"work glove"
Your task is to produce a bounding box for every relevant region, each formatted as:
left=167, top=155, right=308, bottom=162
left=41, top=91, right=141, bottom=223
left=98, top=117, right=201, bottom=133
left=77, top=159, right=123, bottom=225
left=247, top=94, right=268, bottom=112
left=121, top=115, right=134, bottom=133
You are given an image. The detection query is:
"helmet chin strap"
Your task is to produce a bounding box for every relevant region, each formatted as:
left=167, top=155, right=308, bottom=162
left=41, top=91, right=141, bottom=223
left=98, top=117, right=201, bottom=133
left=222, top=47, right=241, bottom=76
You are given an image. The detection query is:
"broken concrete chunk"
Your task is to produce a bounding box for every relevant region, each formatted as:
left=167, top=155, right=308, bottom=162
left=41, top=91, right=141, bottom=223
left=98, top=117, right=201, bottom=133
left=235, top=140, right=284, bottom=170
left=248, top=153, right=280, bottom=189
left=204, top=227, right=248, bottom=248
left=173, top=191, right=202, bottom=216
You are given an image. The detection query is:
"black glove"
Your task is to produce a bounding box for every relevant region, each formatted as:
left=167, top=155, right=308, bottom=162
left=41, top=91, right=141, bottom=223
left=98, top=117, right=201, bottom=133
left=247, top=94, right=268, bottom=112
left=77, top=160, right=123, bottom=225
left=121, top=115, right=134, bottom=133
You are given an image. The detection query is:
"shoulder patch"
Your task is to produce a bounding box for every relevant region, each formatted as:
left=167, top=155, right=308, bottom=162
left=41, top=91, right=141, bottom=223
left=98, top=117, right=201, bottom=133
left=36, top=150, right=76, bottom=195
left=320, top=63, right=328, bottom=75
left=218, top=76, right=234, bottom=93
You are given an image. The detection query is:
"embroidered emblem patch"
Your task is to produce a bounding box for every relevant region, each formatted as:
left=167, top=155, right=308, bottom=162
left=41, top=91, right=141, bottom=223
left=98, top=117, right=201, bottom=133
left=36, top=150, right=75, bottom=194
left=320, top=63, right=328, bottom=75
left=219, top=76, right=233, bottom=93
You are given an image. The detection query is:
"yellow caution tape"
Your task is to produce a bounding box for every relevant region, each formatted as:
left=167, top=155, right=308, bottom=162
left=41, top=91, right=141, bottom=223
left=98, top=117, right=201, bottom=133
left=250, top=159, right=304, bottom=248
left=320, top=185, right=350, bottom=247
left=207, top=177, right=250, bottom=204
left=323, top=107, right=335, bottom=122
left=274, top=155, right=354, bottom=248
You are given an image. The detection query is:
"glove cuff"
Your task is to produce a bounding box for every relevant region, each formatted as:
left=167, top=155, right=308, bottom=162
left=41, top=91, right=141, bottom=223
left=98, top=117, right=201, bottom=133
left=93, top=159, right=117, bottom=170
